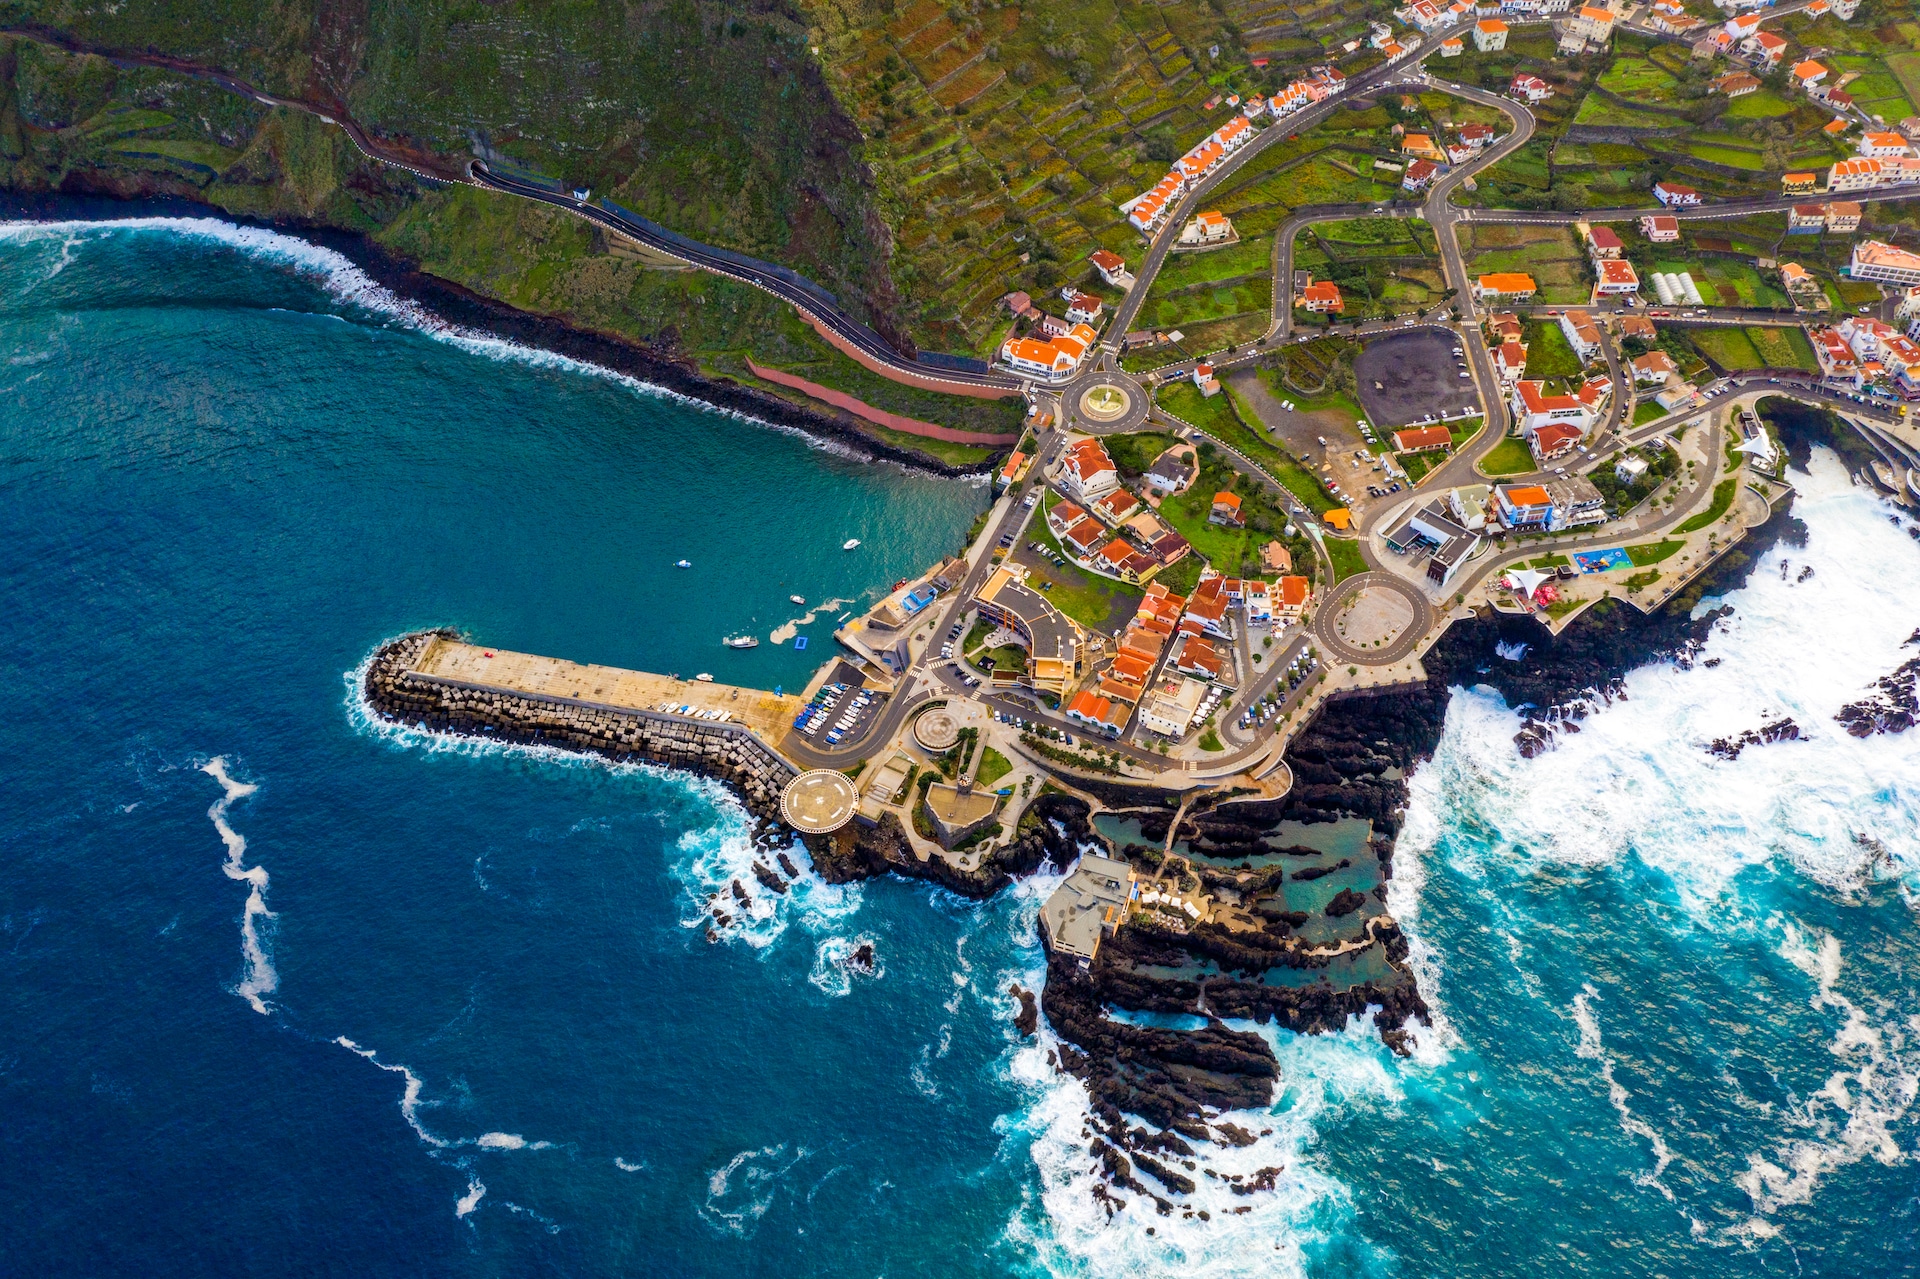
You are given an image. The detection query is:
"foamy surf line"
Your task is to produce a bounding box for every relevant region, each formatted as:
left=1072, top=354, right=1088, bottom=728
left=0, top=216, right=873, bottom=461
left=342, top=641, right=858, bottom=950
left=201, top=756, right=276, bottom=1015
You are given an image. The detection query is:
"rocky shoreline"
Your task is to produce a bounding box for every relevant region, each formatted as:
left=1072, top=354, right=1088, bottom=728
left=0, top=190, right=998, bottom=480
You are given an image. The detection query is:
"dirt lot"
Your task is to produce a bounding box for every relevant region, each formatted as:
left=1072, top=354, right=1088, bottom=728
left=1227, top=369, right=1399, bottom=522
left=1353, top=328, right=1482, bottom=428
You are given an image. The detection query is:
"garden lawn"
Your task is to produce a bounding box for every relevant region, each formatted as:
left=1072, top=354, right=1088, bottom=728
left=1524, top=320, right=1585, bottom=379
left=1029, top=493, right=1142, bottom=631
left=1687, top=327, right=1765, bottom=372
left=1633, top=399, right=1669, bottom=426
left=1626, top=539, right=1683, bottom=565
left=1323, top=536, right=1369, bottom=583
left=1676, top=478, right=1737, bottom=533
left=1481, top=435, right=1536, bottom=476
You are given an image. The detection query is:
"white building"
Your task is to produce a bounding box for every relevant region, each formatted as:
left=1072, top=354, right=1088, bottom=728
left=1851, top=240, right=1920, bottom=286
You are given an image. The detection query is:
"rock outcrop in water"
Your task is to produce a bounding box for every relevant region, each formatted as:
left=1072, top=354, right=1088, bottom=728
left=1835, top=653, right=1920, bottom=738
left=1706, top=718, right=1803, bottom=759
left=804, top=790, right=1094, bottom=899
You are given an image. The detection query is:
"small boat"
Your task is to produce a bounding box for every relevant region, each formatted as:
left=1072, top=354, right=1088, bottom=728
left=695, top=673, right=715, bottom=683
left=790, top=594, right=806, bottom=606
left=675, top=559, right=692, bottom=569
left=843, top=538, right=861, bottom=551
left=723, top=635, right=759, bottom=649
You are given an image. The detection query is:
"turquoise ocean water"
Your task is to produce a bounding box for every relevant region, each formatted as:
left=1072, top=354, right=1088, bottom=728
left=2, top=218, right=1917, bottom=1277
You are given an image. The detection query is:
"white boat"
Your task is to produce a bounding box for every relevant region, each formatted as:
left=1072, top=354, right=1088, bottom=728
left=723, top=635, right=759, bottom=649
left=843, top=538, right=861, bottom=551
left=694, top=673, right=715, bottom=683
left=790, top=594, right=806, bottom=605
left=675, top=559, right=691, bottom=568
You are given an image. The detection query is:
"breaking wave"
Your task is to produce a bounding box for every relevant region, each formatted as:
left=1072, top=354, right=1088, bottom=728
left=201, top=757, right=275, bottom=1015
left=0, top=216, right=872, bottom=461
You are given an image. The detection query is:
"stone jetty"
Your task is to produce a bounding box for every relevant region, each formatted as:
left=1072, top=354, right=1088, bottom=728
left=362, top=630, right=802, bottom=826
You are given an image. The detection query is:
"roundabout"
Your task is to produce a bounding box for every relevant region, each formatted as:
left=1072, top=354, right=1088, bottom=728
left=1072, top=374, right=1149, bottom=434
left=1312, top=570, right=1435, bottom=666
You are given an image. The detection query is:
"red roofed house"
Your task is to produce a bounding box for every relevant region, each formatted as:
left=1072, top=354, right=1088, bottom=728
left=1403, top=158, right=1439, bottom=192
left=1301, top=280, right=1345, bottom=313
left=1062, top=516, right=1109, bottom=559
left=1510, top=74, right=1553, bottom=103
left=1528, top=422, right=1584, bottom=465
left=1392, top=425, right=1454, bottom=453
left=1089, top=248, right=1135, bottom=290
left=1275, top=575, right=1312, bottom=620
left=1748, top=30, right=1787, bottom=68
left=1060, top=436, right=1120, bottom=503
left=1093, top=488, right=1142, bottom=526
left=998, top=450, right=1030, bottom=488
left=1045, top=499, right=1087, bottom=538
left=1654, top=181, right=1702, bottom=206
left=1511, top=379, right=1599, bottom=433
left=1597, top=258, right=1641, bottom=296
left=1586, top=225, right=1623, bottom=260
left=1640, top=214, right=1681, bottom=242
left=1065, top=689, right=1131, bottom=736
left=1172, top=634, right=1225, bottom=680
left=1210, top=491, right=1245, bottom=527
left=1095, top=538, right=1157, bottom=584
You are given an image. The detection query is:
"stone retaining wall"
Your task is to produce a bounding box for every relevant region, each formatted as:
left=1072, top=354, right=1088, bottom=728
left=363, top=631, right=799, bottom=827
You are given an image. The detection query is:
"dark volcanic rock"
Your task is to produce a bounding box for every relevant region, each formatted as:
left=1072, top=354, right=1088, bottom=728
left=1290, top=859, right=1349, bottom=881
left=1324, top=888, right=1367, bottom=917
left=1707, top=717, right=1803, bottom=759
left=1836, top=655, right=1920, bottom=738
left=1009, top=983, right=1040, bottom=1036
left=804, top=792, right=1092, bottom=897
left=751, top=860, right=788, bottom=894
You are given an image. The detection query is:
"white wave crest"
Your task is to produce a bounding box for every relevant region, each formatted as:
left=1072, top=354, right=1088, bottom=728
left=476, top=1132, right=553, bottom=1151
left=335, top=1037, right=450, bottom=1149
left=1404, top=449, right=1920, bottom=911
left=0, top=215, right=872, bottom=460
left=455, top=1179, right=487, bottom=1219
left=1570, top=986, right=1675, bottom=1199
left=201, top=757, right=276, bottom=1015
left=1733, top=921, right=1920, bottom=1224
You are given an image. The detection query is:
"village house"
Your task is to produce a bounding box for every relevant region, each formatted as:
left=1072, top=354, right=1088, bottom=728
left=1064, top=690, right=1132, bottom=738
left=1301, top=280, right=1345, bottom=313
left=1209, top=491, right=1246, bottom=527
left=1585, top=225, right=1623, bottom=260
left=1275, top=575, right=1313, bottom=620
left=1788, top=203, right=1829, bottom=232
left=1810, top=326, right=1858, bottom=379
left=1475, top=272, right=1538, bottom=300
left=1782, top=172, right=1819, bottom=195
left=1045, top=499, right=1088, bottom=539
left=999, top=451, right=1032, bottom=489
left=1596, top=258, right=1641, bottom=296
left=1402, top=132, right=1446, bottom=161
left=1828, top=202, right=1862, bottom=232
left=1063, top=290, right=1103, bottom=325
left=1146, top=446, right=1194, bottom=495
left=1494, top=338, right=1529, bottom=381
left=1851, top=240, right=1920, bottom=287
left=1619, top=314, right=1656, bottom=342
left=1528, top=421, right=1584, bottom=465
left=1475, top=16, right=1510, bottom=48
left=1059, top=436, right=1121, bottom=503
left=1794, top=59, right=1829, bottom=88
left=1571, top=4, right=1616, bottom=43
left=1511, top=377, right=1607, bottom=433
left=1440, top=34, right=1464, bottom=55
left=1559, top=310, right=1604, bottom=361
left=1861, top=132, right=1917, bottom=159
left=1639, top=213, right=1681, bottom=242
left=1393, top=425, right=1454, bottom=453
left=1631, top=351, right=1679, bottom=383
left=1779, top=262, right=1825, bottom=304
left=1088, top=248, right=1135, bottom=291
left=1510, top=73, right=1553, bottom=102
left=1747, top=30, right=1787, bottom=68
left=1714, top=71, right=1761, bottom=97
left=1403, top=158, right=1440, bottom=192
left=1180, top=210, right=1235, bottom=246
left=1060, top=515, right=1109, bottom=560
left=1093, top=488, right=1142, bottom=527
left=1653, top=181, right=1702, bottom=206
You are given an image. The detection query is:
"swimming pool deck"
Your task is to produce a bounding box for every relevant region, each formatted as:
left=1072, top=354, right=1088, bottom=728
left=410, top=636, right=806, bottom=751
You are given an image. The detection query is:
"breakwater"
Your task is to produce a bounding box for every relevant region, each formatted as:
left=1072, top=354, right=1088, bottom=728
left=362, top=630, right=801, bottom=825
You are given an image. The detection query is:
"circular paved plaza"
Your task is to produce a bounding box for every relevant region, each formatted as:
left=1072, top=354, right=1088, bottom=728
left=780, top=769, right=859, bottom=834
left=914, top=706, right=961, bottom=752
left=1313, top=571, right=1434, bottom=665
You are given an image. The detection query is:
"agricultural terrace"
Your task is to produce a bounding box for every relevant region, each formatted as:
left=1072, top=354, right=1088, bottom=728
left=1455, top=222, right=1589, bottom=303
left=1293, top=217, right=1447, bottom=322
left=1683, top=327, right=1818, bottom=374
left=806, top=0, right=1424, bottom=355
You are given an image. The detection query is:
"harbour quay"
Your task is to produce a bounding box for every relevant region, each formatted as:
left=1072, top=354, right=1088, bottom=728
left=363, top=630, right=809, bottom=827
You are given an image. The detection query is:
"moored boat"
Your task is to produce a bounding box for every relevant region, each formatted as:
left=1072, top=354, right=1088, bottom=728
left=694, top=673, right=714, bottom=682
left=842, top=538, right=861, bottom=550
left=790, top=594, right=806, bottom=605
left=723, top=635, right=759, bottom=649
left=675, top=559, right=691, bottom=568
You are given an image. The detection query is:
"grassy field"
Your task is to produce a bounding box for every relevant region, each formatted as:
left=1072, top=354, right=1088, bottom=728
left=1481, top=436, right=1536, bottom=476
left=1524, top=320, right=1585, bottom=379
left=1031, top=493, right=1141, bottom=631
left=1746, top=326, right=1818, bottom=371
left=1686, top=326, right=1812, bottom=374
left=1723, top=89, right=1796, bottom=120
left=1159, top=382, right=1337, bottom=515
left=1599, top=58, right=1679, bottom=95
left=1687, top=328, right=1765, bottom=372
left=1633, top=400, right=1669, bottom=426
left=1323, top=536, right=1368, bottom=582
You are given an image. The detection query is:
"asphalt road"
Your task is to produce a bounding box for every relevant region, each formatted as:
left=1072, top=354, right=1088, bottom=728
left=1311, top=570, right=1436, bottom=665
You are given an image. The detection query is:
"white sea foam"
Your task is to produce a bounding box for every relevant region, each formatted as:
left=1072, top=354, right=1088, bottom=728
left=769, top=597, right=857, bottom=647
left=0, top=216, right=873, bottom=460
left=454, top=1179, right=487, bottom=1219
left=614, top=1157, right=645, bottom=1173
left=1571, top=986, right=1676, bottom=1199
left=201, top=757, right=276, bottom=1015
left=808, top=933, right=883, bottom=997
left=343, top=642, right=860, bottom=951
left=1732, top=921, right=1920, bottom=1225
left=476, top=1132, right=554, bottom=1151
left=1404, top=449, right=1920, bottom=912
left=699, top=1144, right=811, bottom=1238
left=335, top=1037, right=450, bottom=1149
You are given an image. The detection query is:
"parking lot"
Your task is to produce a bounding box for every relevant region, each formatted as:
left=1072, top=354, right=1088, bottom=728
left=791, top=679, right=887, bottom=747
left=1353, top=328, right=1482, bottom=428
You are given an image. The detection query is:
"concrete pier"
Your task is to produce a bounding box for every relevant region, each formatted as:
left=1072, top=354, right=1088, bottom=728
left=363, top=631, right=806, bottom=826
